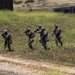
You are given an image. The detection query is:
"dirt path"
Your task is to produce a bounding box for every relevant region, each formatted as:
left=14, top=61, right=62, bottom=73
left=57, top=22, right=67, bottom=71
left=0, top=55, right=75, bottom=75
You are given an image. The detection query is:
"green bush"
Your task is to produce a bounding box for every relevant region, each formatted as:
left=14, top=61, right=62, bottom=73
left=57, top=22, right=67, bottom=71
left=25, top=0, right=34, bottom=3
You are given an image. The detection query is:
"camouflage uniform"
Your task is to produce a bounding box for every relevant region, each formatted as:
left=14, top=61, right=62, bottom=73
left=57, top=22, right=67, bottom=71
left=35, top=25, right=49, bottom=49
left=40, top=28, right=49, bottom=49
left=25, top=28, right=35, bottom=49
left=35, top=24, right=43, bottom=42
left=52, top=25, right=63, bottom=46
left=1, top=30, right=12, bottom=51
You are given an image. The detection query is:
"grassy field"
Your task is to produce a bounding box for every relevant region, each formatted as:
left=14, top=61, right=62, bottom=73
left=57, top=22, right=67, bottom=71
left=0, top=10, right=75, bottom=66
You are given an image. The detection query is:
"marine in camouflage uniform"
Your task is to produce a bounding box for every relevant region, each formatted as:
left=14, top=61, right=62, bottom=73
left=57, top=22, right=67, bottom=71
left=1, top=30, right=12, bottom=51
left=40, top=28, right=49, bottom=49
left=35, top=25, right=49, bottom=49
left=24, top=28, right=35, bottom=49
left=52, top=24, right=63, bottom=46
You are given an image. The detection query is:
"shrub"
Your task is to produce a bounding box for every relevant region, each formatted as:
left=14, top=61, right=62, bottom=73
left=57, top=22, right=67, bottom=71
left=25, top=0, right=34, bottom=3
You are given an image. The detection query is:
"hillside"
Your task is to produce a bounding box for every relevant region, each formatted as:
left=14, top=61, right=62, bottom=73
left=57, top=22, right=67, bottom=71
left=0, top=9, right=75, bottom=75
left=13, top=0, right=75, bottom=11
left=0, top=10, right=75, bottom=65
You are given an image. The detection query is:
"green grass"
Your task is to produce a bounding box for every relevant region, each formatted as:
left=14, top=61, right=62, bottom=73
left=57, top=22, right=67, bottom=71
left=46, top=69, right=73, bottom=75
left=0, top=10, right=75, bottom=66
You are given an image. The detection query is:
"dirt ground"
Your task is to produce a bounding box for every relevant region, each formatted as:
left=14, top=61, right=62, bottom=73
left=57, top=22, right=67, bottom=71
left=14, top=0, right=75, bottom=11
left=46, top=0, right=75, bottom=4
left=0, top=54, right=75, bottom=75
